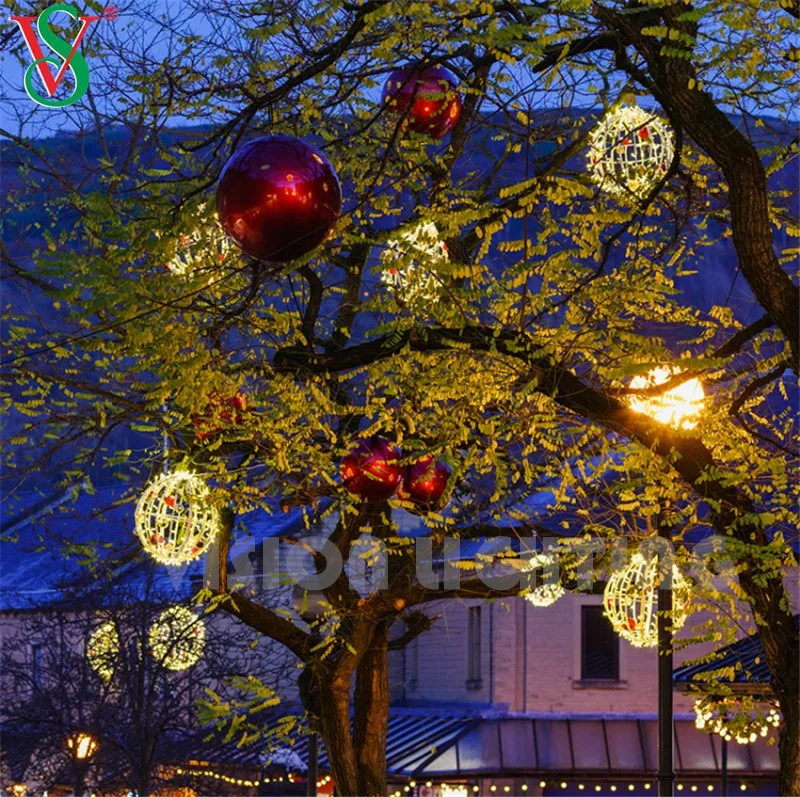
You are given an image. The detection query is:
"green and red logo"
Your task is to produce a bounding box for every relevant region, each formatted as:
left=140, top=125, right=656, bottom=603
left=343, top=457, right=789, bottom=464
left=9, top=4, right=114, bottom=108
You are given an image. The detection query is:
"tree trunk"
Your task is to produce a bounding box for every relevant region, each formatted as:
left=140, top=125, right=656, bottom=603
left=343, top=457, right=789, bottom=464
left=317, top=669, right=360, bottom=797
left=779, top=692, right=800, bottom=797
left=354, top=620, right=390, bottom=796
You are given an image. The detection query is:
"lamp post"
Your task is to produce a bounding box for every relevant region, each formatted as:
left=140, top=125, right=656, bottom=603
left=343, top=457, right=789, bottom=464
left=627, top=367, right=705, bottom=797
left=66, top=732, right=98, bottom=797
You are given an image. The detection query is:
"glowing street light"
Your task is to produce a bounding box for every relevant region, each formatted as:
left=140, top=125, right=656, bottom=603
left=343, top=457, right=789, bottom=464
left=67, top=732, right=98, bottom=760
left=628, top=366, right=704, bottom=429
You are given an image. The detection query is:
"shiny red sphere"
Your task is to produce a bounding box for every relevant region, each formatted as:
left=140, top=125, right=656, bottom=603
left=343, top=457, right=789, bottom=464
left=193, top=392, right=247, bottom=441
left=381, top=65, right=462, bottom=139
left=216, top=135, right=342, bottom=262
left=400, top=456, right=451, bottom=510
left=341, top=436, right=403, bottom=501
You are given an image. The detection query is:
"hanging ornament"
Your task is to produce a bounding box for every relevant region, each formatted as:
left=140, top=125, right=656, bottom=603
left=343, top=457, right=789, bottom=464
left=382, top=65, right=462, bottom=139
left=340, top=436, right=403, bottom=501
left=216, top=135, right=342, bottom=262
left=523, top=553, right=566, bottom=608
left=192, top=391, right=248, bottom=442
left=163, top=202, right=232, bottom=276
left=398, top=455, right=450, bottom=511
left=627, top=366, right=704, bottom=430
left=694, top=697, right=782, bottom=744
left=379, top=221, right=449, bottom=308
left=148, top=605, right=205, bottom=671
left=587, top=105, right=675, bottom=200
left=86, top=621, right=119, bottom=683
left=603, top=552, right=691, bottom=647
left=134, top=470, right=222, bottom=565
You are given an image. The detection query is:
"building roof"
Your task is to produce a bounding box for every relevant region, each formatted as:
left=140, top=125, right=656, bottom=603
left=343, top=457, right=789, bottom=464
left=290, top=707, right=779, bottom=778
left=673, top=616, right=799, bottom=689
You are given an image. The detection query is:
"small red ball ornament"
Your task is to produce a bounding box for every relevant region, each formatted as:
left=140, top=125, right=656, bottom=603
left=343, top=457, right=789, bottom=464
left=399, top=456, right=451, bottom=510
left=381, top=65, right=462, bottom=139
left=341, top=436, right=403, bottom=501
left=216, top=135, right=342, bottom=262
left=192, top=392, right=247, bottom=442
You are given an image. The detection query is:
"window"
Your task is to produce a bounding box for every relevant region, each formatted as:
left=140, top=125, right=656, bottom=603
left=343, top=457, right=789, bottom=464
left=31, top=644, right=44, bottom=688
left=581, top=605, right=619, bottom=680
left=466, top=606, right=482, bottom=688
left=409, top=637, right=419, bottom=690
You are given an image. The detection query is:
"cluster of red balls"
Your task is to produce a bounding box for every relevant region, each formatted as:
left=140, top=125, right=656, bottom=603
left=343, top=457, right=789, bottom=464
left=215, top=64, right=461, bottom=264
left=192, top=392, right=247, bottom=442
left=340, top=436, right=450, bottom=511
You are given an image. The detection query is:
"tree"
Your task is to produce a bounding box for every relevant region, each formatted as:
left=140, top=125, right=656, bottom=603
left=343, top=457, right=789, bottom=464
left=2, top=0, right=797, bottom=793
left=0, top=570, right=295, bottom=796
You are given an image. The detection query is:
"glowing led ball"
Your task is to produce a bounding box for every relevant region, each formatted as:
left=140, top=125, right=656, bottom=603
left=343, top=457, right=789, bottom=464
left=380, top=221, right=449, bottom=308
left=134, top=470, right=222, bottom=565
left=399, top=456, right=451, bottom=510
left=148, top=605, right=205, bottom=671
left=588, top=105, right=675, bottom=201
left=192, top=391, right=248, bottom=441
left=382, top=65, right=462, bottom=139
left=87, top=621, right=119, bottom=683
left=341, top=436, right=403, bottom=501
left=163, top=202, right=231, bottom=276
left=603, top=552, right=691, bottom=648
left=523, top=553, right=566, bottom=608
left=216, top=135, right=342, bottom=262
left=694, top=698, right=781, bottom=744
left=627, top=366, right=705, bottom=430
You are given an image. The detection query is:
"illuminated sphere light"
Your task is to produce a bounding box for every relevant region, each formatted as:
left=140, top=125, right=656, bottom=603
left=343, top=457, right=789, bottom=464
left=523, top=553, right=566, bottom=608
left=379, top=221, right=449, bottom=308
left=399, top=455, right=451, bottom=511
left=694, top=698, right=782, bottom=745
left=382, top=65, right=462, bottom=139
left=134, top=470, right=222, bottom=565
left=192, top=391, right=248, bottom=442
left=216, top=135, right=342, bottom=262
left=163, top=202, right=232, bottom=276
left=341, top=436, right=403, bottom=501
left=148, top=605, right=205, bottom=671
left=87, top=621, right=119, bottom=682
left=627, top=366, right=705, bottom=430
left=603, top=552, right=691, bottom=648
left=588, top=105, right=675, bottom=201
left=67, top=732, right=98, bottom=760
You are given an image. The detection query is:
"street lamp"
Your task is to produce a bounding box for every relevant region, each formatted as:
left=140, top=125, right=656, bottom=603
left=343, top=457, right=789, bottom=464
left=66, top=732, right=98, bottom=760
left=626, top=367, right=705, bottom=797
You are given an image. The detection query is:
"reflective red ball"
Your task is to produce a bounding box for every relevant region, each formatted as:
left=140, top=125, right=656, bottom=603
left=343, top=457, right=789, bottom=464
left=193, top=392, right=247, bottom=442
left=400, top=456, right=450, bottom=510
left=341, top=436, right=403, bottom=501
left=381, top=65, right=462, bottom=139
left=216, top=135, right=342, bottom=262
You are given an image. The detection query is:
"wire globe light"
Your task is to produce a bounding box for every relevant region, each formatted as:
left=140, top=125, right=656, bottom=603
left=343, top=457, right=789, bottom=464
left=627, top=366, right=705, bottom=430
left=523, top=553, right=566, bottom=608
left=163, top=202, right=232, bottom=277
left=87, top=621, right=119, bottom=683
left=694, top=697, right=782, bottom=744
left=379, top=221, right=448, bottom=308
left=148, top=605, right=205, bottom=671
left=134, top=470, right=222, bottom=566
left=603, top=552, right=691, bottom=648
left=588, top=105, right=675, bottom=201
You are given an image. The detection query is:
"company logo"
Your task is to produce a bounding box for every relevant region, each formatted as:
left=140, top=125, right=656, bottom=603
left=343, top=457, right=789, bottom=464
left=9, top=3, right=109, bottom=108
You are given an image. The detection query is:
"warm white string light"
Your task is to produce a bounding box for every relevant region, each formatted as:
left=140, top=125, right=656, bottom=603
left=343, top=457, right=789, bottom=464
left=134, top=470, right=222, bottom=565
left=148, top=605, right=205, bottom=671
left=604, top=552, right=691, bottom=647
left=523, top=553, right=566, bottom=607
left=162, top=203, right=232, bottom=277
left=588, top=105, right=675, bottom=201
left=694, top=697, right=782, bottom=744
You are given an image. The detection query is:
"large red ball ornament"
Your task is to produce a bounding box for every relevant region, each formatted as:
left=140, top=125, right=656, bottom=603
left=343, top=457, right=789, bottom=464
left=381, top=65, right=462, bottom=139
left=341, top=436, right=403, bottom=501
left=216, top=135, right=342, bottom=262
left=192, top=392, right=247, bottom=442
left=400, top=456, right=450, bottom=510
